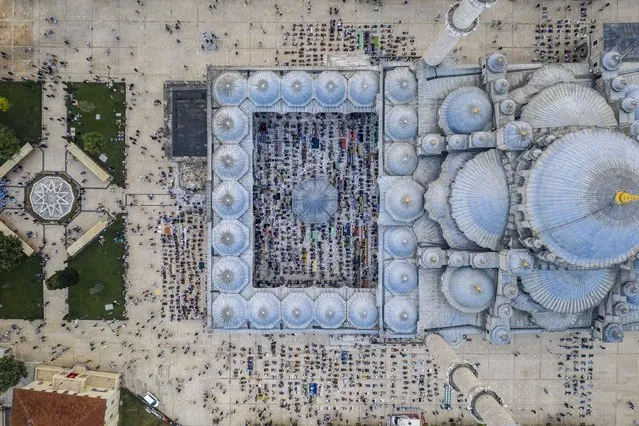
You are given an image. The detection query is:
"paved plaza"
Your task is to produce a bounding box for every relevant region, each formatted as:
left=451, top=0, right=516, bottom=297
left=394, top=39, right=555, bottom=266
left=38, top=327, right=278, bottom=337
left=1, top=0, right=639, bottom=425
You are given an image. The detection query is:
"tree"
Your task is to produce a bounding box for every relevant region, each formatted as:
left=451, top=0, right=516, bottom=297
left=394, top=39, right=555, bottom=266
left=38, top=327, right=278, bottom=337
left=0, top=97, right=9, bottom=112
left=0, top=233, right=24, bottom=273
left=46, top=267, right=80, bottom=290
left=0, top=356, right=27, bottom=394
left=0, top=123, right=21, bottom=163
left=81, top=132, right=106, bottom=156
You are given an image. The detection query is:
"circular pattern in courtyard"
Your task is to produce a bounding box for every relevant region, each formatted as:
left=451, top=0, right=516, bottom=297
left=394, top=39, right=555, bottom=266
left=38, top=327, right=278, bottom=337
left=27, top=174, right=78, bottom=222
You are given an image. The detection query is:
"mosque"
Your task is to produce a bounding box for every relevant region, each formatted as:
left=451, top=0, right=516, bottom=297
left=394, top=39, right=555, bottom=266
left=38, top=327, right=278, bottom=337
left=205, top=0, right=639, bottom=345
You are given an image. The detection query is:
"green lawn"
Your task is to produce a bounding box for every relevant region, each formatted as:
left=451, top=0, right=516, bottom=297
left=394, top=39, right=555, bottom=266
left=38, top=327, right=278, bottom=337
left=66, top=82, right=126, bottom=187
left=0, top=254, right=44, bottom=320
left=119, top=389, right=162, bottom=426
left=67, top=214, right=126, bottom=320
left=0, top=81, right=42, bottom=144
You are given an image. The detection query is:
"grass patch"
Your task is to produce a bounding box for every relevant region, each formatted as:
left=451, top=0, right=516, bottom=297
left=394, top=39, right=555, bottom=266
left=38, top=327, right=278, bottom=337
left=0, top=254, right=44, bottom=320
left=0, top=81, right=42, bottom=144
left=119, top=389, right=162, bottom=426
left=66, top=82, right=126, bottom=187
left=67, top=214, right=126, bottom=320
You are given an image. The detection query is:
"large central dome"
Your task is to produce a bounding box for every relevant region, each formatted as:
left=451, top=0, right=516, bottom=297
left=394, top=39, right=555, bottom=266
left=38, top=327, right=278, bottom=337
left=525, top=129, right=639, bottom=267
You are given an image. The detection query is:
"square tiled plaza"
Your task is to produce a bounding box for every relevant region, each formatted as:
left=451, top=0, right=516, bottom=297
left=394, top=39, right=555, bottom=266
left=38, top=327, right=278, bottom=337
left=1, top=0, right=639, bottom=425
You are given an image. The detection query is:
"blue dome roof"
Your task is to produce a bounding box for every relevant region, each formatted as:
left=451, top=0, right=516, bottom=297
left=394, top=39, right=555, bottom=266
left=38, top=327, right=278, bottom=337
left=521, top=83, right=617, bottom=128
left=348, top=71, right=378, bottom=106
left=503, top=121, right=533, bottom=150
left=212, top=256, right=249, bottom=293
left=424, top=152, right=480, bottom=249
left=213, top=72, right=247, bottom=105
left=282, top=293, right=313, bottom=329
left=385, top=142, right=417, bottom=176
left=521, top=268, right=616, bottom=313
left=384, top=260, right=418, bottom=295
left=281, top=71, right=314, bottom=106
left=450, top=150, right=509, bottom=250
left=212, top=294, right=247, bottom=329
left=347, top=293, right=378, bottom=329
left=212, top=181, right=249, bottom=219
left=628, top=86, right=639, bottom=120
left=292, top=178, right=339, bottom=224
left=248, top=71, right=280, bottom=106
left=248, top=292, right=281, bottom=329
left=530, top=311, right=579, bottom=331
left=314, top=293, right=346, bottom=328
left=385, top=106, right=417, bottom=141
left=384, top=297, right=418, bottom=333
left=384, top=178, right=424, bottom=222
left=525, top=129, right=639, bottom=267
left=315, top=71, right=347, bottom=107
left=438, top=87, right=493, bottom=135
left=213, top=107, right=248, bottom=143
left=213, top=145, right=249, bottom=180
left=384, top=226, right=417, bottom=258
left=441, top=267, right=496, bottom=313
left=385, top=67, right=417, bottom=104
left=212, top=220, right=249, bottom=256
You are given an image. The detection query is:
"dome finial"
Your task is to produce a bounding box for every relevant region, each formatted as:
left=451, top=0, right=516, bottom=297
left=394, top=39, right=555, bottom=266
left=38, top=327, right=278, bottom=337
left=615, top=191, right=639, bottom=205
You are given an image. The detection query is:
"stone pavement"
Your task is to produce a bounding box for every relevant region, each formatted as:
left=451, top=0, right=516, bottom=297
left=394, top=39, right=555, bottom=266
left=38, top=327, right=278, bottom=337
left=1, top=0, right=639, bottom=425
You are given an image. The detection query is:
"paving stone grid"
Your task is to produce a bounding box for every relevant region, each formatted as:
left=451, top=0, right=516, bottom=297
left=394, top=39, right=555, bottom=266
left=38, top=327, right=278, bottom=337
left=1, top=1, right=639, bottom=425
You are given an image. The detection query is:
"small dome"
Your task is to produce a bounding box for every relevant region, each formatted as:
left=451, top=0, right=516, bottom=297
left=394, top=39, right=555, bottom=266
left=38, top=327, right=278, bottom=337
left=450, top=150, right=509, bottom=250
left=314, top=293, right=346, bottom=328
left=212, top=220, right=249, bottom=256
left=385, top=68, right=417, bottom=104
left=385, top=106, right=418, bottom=141
left=487, top=53, right=508, bottom=73
left=212, top=256, right=249, bottom=293
left=282, top=293, right=313, bottom=329
left=521, top=83, right=617, bottom=128
left=441, top=267, right=496, bottom=313
left=490, top=326, right=511, bottom=345
left=503, top=121, right=532, bottom=150
left=521, top=269, right=616, bottom=313
left=348, top=71, right=378, bottom=106
left=494, top=78, right=510, bottom=94
left=384, top=226, right=417, bottom=258
left=384, top=178, right=424, bottom=222
left=248, top=292, right=281, bottom=329
left=507, top=251, right=535, bottom=275
left=315, top=71, right=347, bottom=107
left=385, top=142, right=417, bottom=176
left=384, top=297, right=418, bottom=333
left=602, top=51, right=622, bottom=71
left=281, top=71, right=314, bottom=106
left=384, top=260, right=418, bottom=295
left=248, top=71, right=280, bottom=106
left=212, top=181, right=249, bottom=219
left=213, top=72, right=247, bottom=105
left=439, top=87, right=493, bottom=135
left=347, top=293, right=378, bottom=329
left=604, top=323, right=624, bottom=342
left=213, top=107, right=248, bottom=143
left=212, top=294, right=247, bottom=329
left=213, top=145, right=250, bottom=180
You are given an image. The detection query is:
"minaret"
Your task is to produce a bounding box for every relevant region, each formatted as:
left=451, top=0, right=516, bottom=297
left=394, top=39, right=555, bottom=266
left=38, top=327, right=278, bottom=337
left=425, top=333, right=517, bottom=426
left=423, top=0, right=497, bottom=66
